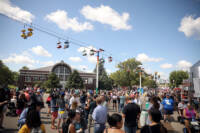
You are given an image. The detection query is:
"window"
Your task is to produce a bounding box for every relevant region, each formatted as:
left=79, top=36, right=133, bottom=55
left=25, top=76, right=31, bottom=82
left=52, top=65, right=71, bottom=81
left=59, top=75, right=64, bottom=81
left=40, top=75, right=46, bottom=81
left=88, top=78, right=93, bottom=84
left=33, top=76, right=38, bottom=81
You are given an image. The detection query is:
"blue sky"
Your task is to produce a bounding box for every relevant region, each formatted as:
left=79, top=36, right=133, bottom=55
left=0, top=0, right=200, bottom=80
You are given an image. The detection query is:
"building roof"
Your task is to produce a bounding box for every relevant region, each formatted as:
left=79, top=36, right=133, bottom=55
left=31, top=61, right=95, bottom=75
left=191, top=60, right=200, bottom=68
left=32, top=66, right=54, bottom=71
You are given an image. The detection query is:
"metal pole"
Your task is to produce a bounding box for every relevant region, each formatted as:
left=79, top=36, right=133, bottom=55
left=140, top=71, right=142, bottom=90
left=96, top=51, right=99, bottom=93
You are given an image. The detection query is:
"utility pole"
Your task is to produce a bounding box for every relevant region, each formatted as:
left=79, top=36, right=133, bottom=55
left=139, top=71, right=142, bottom=90
left=96, top=51, right=99, bottom=93
left=95, top=49, right=104, bottom=94
left=138, top=65, right=143, bottom=94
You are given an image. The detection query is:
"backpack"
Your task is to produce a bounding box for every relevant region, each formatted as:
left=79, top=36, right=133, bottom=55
left=30, top=127, right=43, bottom=133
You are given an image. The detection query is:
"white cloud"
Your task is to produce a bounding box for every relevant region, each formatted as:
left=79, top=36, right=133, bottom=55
left=81, top=5, right=132, bottom=30
left=41, top=61, right=55, bottom=66
left=2, top=53, right=36, bottom=65
left=106, top=69, right=112, bottom=74
left=144, top=68, right=153, bottom=74
left=79, top=65, right=88, bottom=70
left=178, top=15, right=200, bottom=39
left=160, top=63, right=173, bottom=69
left=157, top=72, right=168, bottom=80
left=27, top=64, right=35, bottom=69
left=45, top=10, right=93, bottom=32
left=77, top=46, right=97, bottom=63
left=69, top=57, right=82, bottom=62
left=136, top=53, right=163, bottom=63
left=0, top=0, right=34, bottom=23
left=31, top=45, right=52, bottom=57
left=176, top=60, right=192, bottom=70
left=86, top=69, right=94, bottom=73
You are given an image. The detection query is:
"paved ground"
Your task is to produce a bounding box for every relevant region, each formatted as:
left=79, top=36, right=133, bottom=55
left=1, top=93, right=184, bottom=133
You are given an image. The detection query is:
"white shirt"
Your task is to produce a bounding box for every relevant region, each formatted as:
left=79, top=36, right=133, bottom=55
left=69, top=96, right=79, bottom=105
left=178, top=102, right=185, bottom=110
left=112, top=95, right=117, bottom=100
left=133, top=98, right=141, bottom=106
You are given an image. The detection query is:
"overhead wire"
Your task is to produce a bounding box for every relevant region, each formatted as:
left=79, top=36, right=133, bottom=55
left=0, top=13, right=123, bottom=64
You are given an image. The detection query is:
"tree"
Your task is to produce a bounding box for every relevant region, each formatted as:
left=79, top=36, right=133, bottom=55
left=21, top=66, right=29, bottom=70
left=110, top=58, right=145, bottom=88
left=93, top=58, right=112, bottom=90
left=66, top=70, right=84, bottom=89
left=144, top=78, right=157, bottom=88
left=169, top=70, right=189, bottom=88
left=33, top=81, right=46, bottom=88
left=12, top=71, right=19, bottom=86
left=0, top=60, right=14, bottom=88
left=45, top=73, right=61, bottom=89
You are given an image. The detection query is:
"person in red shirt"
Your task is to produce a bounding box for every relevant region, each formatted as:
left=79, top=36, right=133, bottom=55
left=24, top=90, right=30, bottom=102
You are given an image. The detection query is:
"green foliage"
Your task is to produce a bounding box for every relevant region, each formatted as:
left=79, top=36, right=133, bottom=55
left=45, top=72, right=61, bottom=89
left=21, top=66, right=29, bottom=70
left=143, top=78, right=157, bottom=88
left=0, top=60, right=14, bottom=88
left=33, top=81, right=46, bottom=88
left=169, top=70, right=189, bottom=88
left=110, top=58, right=145, bottom=88
left=66, top=70, right=84, bottom=89
left=12, top=71, right=19, bottom=85
left=8, top=84, right=17, bottom=89
left=94, top=58, right=112, bottom=90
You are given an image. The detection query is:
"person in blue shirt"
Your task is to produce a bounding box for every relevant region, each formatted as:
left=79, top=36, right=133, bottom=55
left=161, top=94, right=174, bottom=122
left=18, top=102, right=42, bottom=128
left=92, top=97, right=107, bottom=133
left=118, top=93, right=125, bottom=113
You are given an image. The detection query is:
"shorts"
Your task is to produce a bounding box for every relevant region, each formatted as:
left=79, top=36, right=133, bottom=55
left=113, top=100, right=117, bottom=104
left=164, top=109, right=173, bottom=115
left=51, top=107, right=58, bottom=112
left=51, top=111, right=58, bottom=118
left=58, top=111, right=67, bottom=119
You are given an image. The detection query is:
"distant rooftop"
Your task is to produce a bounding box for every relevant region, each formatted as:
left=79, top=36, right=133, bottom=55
left=32, top=66, right=54, bottom=71
left=30, top=61, right=95, bottom=74
left=191, top=60, right=200, bottom=68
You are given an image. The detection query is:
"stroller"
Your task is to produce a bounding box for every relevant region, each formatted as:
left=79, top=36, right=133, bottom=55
left=6, top=101, right=17, bottom=117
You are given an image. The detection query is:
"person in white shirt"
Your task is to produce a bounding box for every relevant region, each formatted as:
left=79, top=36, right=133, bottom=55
left=69, top=94, right=79, bottom=106
left=133, top=92, right=141, bottom=107
left=178, top=100, right=185, bottom=116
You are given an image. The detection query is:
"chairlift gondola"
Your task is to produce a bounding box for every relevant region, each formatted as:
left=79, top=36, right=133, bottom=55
left=63, top=44, right=69, bottom=49
left=108, top=56, right=112, bottom=62
left=27, top=27, right=33, bottom=37
left=57, top=41, right=62, bottom=49
left=82, top=49, right=87, bottom=56
left=90, top=49, right=95, bottom=56
left=21, top=29, right=27, bottom=39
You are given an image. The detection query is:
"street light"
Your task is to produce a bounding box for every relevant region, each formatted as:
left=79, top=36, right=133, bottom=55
left=137, top=65, right=144, bottom=92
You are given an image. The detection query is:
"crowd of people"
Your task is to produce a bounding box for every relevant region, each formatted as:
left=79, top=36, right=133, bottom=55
left=0, top=87, right=200, bottom=133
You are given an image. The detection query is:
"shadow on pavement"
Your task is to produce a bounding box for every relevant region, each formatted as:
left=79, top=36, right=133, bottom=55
left=168, top=130, right=180, bottom=133
left=42, top=120, right=52, bottom=124
left=41, top=116, right=51, bottom=120
left=0, top=128, right=18, bottom=133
